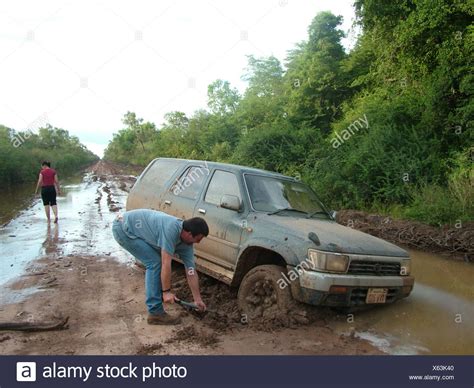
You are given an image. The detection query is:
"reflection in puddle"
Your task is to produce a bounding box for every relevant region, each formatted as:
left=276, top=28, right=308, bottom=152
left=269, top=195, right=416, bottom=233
left=42, top=223, right=60, bottom=255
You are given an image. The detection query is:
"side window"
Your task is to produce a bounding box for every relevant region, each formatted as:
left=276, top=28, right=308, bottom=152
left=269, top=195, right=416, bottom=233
left=205, top=170, right=241, bottom=206
left=170, top=166, right=208, bottom=199
left=139, top=159, right=184, bottom=191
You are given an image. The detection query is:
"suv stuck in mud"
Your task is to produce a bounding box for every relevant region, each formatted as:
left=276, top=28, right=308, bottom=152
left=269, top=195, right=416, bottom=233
left=126, top=158, right=414, bottom=319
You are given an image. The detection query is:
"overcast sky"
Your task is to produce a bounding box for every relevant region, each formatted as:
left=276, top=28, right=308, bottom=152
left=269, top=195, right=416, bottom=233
left=0, top=0, right=357, bottom=157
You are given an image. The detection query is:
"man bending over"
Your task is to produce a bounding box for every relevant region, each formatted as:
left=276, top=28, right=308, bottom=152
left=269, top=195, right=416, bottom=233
left=112, top=209, right=209, bottom=325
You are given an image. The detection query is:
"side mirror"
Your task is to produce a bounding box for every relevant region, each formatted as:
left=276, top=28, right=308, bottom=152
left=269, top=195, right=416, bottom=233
left=220, top=194, right=241, bottom=211
left=330, top=210, right=337, bottom=220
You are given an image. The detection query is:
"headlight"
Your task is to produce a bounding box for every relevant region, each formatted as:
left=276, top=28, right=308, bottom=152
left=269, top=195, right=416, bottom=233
left=400, top=259, right=411, bottom=276
left=307, top=249, right=349, bottom=273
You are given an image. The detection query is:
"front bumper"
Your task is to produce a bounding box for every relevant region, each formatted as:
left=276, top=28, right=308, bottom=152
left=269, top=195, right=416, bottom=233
left=290, top=267, right=415, bottom=307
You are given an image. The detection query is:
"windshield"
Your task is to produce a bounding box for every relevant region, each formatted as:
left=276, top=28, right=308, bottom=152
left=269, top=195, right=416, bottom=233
left=244, top=174, right=330, bottom=218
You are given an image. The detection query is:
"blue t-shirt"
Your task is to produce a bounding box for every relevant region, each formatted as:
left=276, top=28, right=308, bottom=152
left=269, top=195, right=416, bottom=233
left=121, top=209, right=195, bottom=269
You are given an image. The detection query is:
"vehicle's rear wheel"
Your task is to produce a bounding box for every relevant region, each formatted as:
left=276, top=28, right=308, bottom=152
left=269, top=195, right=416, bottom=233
left=237, top=265, right=307, bottom=324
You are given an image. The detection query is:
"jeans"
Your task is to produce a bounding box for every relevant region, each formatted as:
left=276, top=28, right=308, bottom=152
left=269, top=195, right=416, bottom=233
left=112, top=219, right=164, bottom=314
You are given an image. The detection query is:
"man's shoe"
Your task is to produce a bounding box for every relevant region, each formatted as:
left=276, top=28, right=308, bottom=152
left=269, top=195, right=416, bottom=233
left=147, top=312, right=181, bottom=325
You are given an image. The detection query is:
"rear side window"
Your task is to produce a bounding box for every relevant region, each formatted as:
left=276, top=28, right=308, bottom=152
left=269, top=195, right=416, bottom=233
left=138, top=159, right=184, bottom=191
left=205, top=170, right=241, bottom=206
left=170, top=166, right=209, bottom=199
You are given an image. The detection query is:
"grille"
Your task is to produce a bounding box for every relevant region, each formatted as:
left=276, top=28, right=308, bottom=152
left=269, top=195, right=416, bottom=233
left=347, top=260, right=401, bottom=276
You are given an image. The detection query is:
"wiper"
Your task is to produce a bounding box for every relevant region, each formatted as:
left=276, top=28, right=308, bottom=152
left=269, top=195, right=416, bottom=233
left=268, top=207, right=309, bottom=216
left=307, top=210, right=328, bottom=218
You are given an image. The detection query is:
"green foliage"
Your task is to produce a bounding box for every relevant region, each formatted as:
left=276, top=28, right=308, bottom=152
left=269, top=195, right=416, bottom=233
left=207, top=80, right=240, bottom=115
left=231, top=122, right=308, bottom=173
left=307, top=87, right=448, bottom=208
left=403, top=184, right=464, bottom=226
left=104, top=3, right=473, bottom=225
left=284, top=12, right=348, bottom=131
left=0, top=124, right=97, bottom=187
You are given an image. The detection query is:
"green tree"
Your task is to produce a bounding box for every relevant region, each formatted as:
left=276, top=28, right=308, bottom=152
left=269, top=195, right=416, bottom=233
left=207, top=79, right=240, bottom=115
left=284, top=11, right=348, bottom=131
left=0, top=123, right=97, bottom=186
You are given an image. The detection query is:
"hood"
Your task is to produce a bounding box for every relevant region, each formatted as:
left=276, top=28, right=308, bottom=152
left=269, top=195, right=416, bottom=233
left=257, top=214, right=408, bottom=257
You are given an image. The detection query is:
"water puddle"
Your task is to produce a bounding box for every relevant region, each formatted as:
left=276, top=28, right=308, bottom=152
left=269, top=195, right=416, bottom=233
left=0, top=173, right=132, bottom=304
left=333, top=249, right=474, bottom=354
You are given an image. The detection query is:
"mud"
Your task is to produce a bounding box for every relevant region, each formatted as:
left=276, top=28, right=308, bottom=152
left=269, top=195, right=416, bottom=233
left=336, top=210, right=473, bottom=262
left=171, top=266, right=317, bottom=333
left=0, top=252, right=379, bottom=355
left=165, top=326, right=221, bottom=348
left=0, top=161, right=382, bottom=355
left=136, top=343, right=164, bottom=355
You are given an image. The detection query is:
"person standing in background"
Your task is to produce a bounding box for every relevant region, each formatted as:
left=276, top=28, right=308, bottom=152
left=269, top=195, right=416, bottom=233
left=35, top=161, right=61, bottom=223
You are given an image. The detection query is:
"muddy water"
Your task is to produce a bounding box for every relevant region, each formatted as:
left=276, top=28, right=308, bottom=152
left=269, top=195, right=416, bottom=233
left=332, top=249, right=474, bottom=355
left=0, top=184, right=38, bottom=226
left=0, top=173, right=131, bottom=304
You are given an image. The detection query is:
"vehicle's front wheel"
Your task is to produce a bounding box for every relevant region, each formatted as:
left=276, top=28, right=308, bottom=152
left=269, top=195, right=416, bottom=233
left=237, top=265, right=307, bottom=324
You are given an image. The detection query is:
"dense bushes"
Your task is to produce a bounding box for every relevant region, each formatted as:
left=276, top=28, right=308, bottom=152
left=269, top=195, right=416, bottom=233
left=0, top=124, right=98, bottom=186
left=403, top=149, right=473, bottom=225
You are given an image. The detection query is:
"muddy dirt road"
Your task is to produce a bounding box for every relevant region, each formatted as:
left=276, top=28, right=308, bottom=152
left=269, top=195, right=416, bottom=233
left=0, top=161, right=472, bottom=355
left=0, top=161, right=379, bottom=355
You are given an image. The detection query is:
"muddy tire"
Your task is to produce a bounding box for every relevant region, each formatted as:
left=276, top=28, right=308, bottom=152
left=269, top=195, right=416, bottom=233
left=238, top=265, right=302, bottom=324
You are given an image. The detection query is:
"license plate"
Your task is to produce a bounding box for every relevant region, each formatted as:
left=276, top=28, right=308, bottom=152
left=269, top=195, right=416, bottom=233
left=366, top=288, right=388, bottom=304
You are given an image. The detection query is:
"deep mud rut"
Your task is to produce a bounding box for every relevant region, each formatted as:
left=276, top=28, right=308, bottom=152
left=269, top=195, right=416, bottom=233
left=336, top=210, right=473, bottom=262
left=0, top=161, right=381, bottom=355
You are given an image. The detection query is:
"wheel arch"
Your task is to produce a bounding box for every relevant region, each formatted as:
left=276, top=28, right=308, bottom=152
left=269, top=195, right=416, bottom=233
left=231, top=244, right=292, bottom=287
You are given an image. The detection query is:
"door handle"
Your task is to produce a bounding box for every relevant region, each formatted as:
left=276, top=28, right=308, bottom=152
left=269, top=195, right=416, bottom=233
left=198, top=208, right=206, bottom=214
left=164, top=200, right=171, bottom=205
